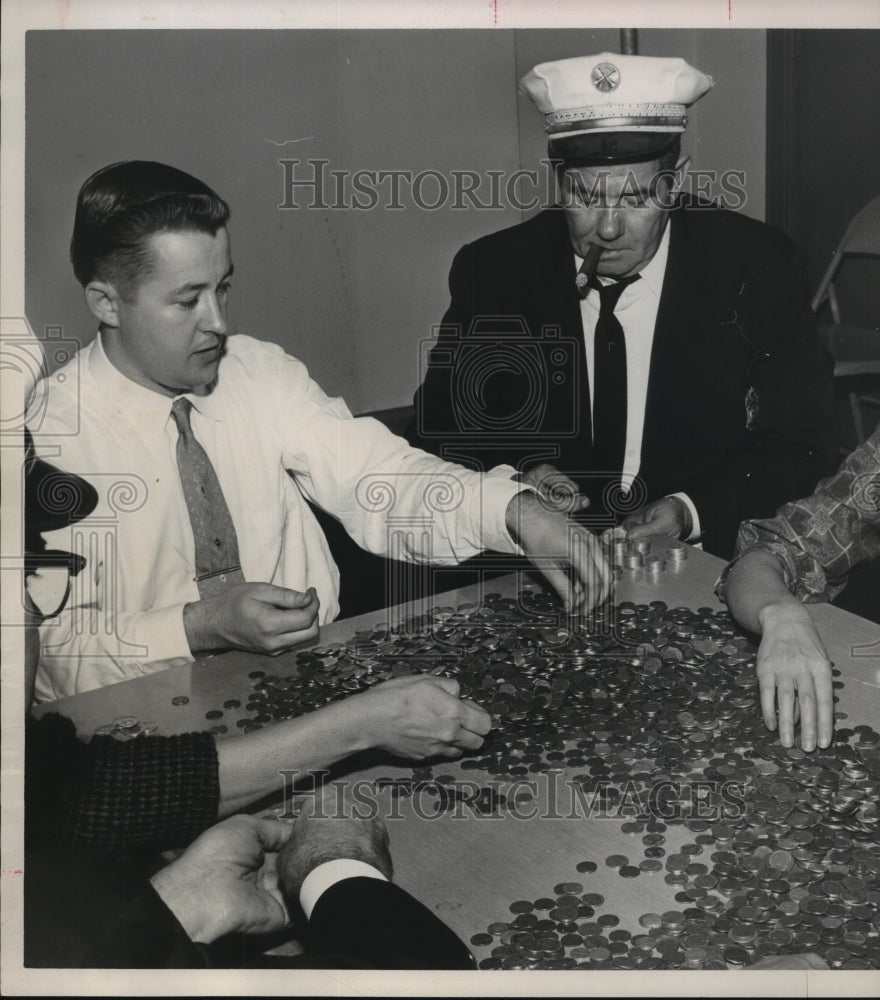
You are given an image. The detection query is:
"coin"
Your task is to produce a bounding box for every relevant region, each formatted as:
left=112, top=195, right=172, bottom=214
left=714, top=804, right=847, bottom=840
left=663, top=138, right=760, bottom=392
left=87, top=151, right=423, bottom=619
left=555, top=882, right=584, bottom=895
left=171, top=695, right=189, bottom=706
left=723, top=945, right=750, bottom=967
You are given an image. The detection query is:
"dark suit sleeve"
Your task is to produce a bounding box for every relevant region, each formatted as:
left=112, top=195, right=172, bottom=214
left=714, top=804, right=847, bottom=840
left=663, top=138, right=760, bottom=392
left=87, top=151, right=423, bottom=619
left=302, top=877, right=476, bottom=969
left=82, top=885, right=212, bottom=968
left=25, top=844, right=210, bottom=968
left=678, top=237, right=835, bottom=557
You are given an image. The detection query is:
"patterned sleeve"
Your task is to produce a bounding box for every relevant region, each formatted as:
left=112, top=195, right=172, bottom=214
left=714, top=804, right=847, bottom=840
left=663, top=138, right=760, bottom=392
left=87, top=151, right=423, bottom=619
left=27, top=713, right=220, bottom=851
left=717, top=427, right=880, bottom=604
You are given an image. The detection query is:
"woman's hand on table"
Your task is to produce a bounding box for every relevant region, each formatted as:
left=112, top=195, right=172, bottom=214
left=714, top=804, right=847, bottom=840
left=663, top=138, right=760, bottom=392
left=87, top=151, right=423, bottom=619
left=352, top=674, right=492, bottom=760
left=505, top=490, right=612, bottom=614
left=755, top=602, right=834, bottom=752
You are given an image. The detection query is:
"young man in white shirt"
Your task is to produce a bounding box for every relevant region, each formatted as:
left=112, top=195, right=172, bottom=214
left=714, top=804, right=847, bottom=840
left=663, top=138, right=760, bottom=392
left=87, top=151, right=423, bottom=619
left=30, top=159, right=611, bottom=705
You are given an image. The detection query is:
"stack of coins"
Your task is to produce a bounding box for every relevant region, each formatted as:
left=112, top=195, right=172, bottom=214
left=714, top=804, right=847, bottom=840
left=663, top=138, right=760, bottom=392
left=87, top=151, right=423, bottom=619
left=93, top=715, right=158, bottom=740
left=666, top=543, right=688, bottom=566
left=644, top=555, right=667, bottom=578
left=623, top=551, right=644, bottom=570
left=610, top=536, right=629, bottom=566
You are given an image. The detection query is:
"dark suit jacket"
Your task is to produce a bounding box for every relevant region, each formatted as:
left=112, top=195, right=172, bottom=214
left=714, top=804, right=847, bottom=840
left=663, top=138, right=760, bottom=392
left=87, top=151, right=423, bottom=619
left=407, top=205, right=836, bottom=557
left=25, top=846, right=474, bottom=970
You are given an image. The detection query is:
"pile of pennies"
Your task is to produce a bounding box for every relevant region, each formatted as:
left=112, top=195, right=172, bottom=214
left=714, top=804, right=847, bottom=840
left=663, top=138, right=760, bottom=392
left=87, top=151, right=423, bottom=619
left=178, top=585, right=880, bottom=970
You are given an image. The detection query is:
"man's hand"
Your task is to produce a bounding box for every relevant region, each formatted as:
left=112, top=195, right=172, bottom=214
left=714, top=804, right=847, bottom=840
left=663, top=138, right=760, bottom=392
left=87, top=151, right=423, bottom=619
left=755, top=602, right=834, bottom=751
left=277, top=788, right=394, bottom=905
left=150, top=814, right=294, bottom=944
left=353, top=674, right=492, bottom=759
left=184, top=583, right=320, bottom=655
left=505, top=490, right=612, bottom=614
left=622, top=496, right=692, bottom=542
left=518, top=464, right=590, bottom=514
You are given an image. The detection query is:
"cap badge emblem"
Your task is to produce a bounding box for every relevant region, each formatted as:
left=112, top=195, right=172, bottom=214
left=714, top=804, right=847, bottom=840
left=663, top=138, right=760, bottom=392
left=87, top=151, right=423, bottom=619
left=591, top=62, right=620, bottom=92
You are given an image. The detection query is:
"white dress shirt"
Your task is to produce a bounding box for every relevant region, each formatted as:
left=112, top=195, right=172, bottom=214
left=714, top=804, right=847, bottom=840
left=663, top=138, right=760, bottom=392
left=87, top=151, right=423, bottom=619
left=575, top=225, right=700, bottom=538
left=31, top=333, right=523, bottom=700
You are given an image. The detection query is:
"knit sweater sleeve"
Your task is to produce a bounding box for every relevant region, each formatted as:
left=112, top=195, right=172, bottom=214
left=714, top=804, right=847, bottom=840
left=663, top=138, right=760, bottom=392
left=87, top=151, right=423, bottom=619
left=26, top=713, right=220, bottom=851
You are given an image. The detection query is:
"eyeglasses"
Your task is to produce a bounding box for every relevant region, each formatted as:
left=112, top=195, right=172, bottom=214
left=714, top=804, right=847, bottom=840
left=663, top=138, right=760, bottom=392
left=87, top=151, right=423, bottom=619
left=24, top=549, right=85, bottom=621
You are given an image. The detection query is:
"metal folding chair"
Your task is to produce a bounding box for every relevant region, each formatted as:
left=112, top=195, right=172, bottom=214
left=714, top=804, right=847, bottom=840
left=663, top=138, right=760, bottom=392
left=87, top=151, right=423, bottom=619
left=811, top=195, right=880, bottom=444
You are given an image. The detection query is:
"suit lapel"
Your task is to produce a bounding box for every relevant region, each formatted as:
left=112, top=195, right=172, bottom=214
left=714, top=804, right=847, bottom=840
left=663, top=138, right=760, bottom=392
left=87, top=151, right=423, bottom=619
left=527, top=210, right=593, bottom=464
left=640, top=208, right=721, bottom=493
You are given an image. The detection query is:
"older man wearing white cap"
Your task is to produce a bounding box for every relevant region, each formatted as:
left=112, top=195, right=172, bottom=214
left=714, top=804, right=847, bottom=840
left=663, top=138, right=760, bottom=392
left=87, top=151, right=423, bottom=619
left=409, top=53, right=835, bottom=559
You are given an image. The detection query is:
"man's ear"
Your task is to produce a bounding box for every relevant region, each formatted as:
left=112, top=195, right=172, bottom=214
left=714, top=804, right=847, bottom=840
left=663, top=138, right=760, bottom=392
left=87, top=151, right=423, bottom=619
left=84, top=280, right=123, bottom=327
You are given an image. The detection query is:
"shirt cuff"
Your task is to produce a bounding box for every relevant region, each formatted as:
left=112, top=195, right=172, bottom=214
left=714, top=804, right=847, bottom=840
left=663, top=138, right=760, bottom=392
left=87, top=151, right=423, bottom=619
left=477, top=475, right=531, bottom=555
left=668, top=492, right=701, bottom=542
left=488, top=463, right=518, bottom=480
left=131, top=603, right=193, bottom=664
left=299, top=859, right=388, bottom=920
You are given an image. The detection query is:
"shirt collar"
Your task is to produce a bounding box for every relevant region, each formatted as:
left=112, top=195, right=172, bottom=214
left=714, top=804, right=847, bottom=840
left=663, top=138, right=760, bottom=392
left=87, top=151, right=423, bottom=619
left=89, top=331, right=227, bottom=425
left=573, top=220, right=671, bottom=298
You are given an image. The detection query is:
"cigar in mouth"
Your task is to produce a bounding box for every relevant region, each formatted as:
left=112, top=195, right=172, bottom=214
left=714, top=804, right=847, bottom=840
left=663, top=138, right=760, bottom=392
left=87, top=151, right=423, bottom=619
left=575, top=244, right=603, bottom=295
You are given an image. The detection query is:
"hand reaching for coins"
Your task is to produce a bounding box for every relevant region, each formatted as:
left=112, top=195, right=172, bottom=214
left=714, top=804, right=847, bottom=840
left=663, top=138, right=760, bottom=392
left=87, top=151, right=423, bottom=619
left=622, top=496, right=692, bottom=542
left=351, top=674, right=493, bottom=760
left=505, top=490, right=612, bottom=615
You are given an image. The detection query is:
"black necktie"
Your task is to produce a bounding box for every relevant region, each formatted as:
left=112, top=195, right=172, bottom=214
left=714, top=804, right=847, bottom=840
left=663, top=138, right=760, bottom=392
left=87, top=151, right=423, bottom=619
left=589, top=274, right=640, bottom=480
left=171, top=398, right=245, bottom=598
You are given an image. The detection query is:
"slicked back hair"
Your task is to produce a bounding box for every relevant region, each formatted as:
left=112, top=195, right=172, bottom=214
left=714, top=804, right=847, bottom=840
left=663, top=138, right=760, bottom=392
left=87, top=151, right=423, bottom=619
left=70, top=160, right=230, bottom=301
